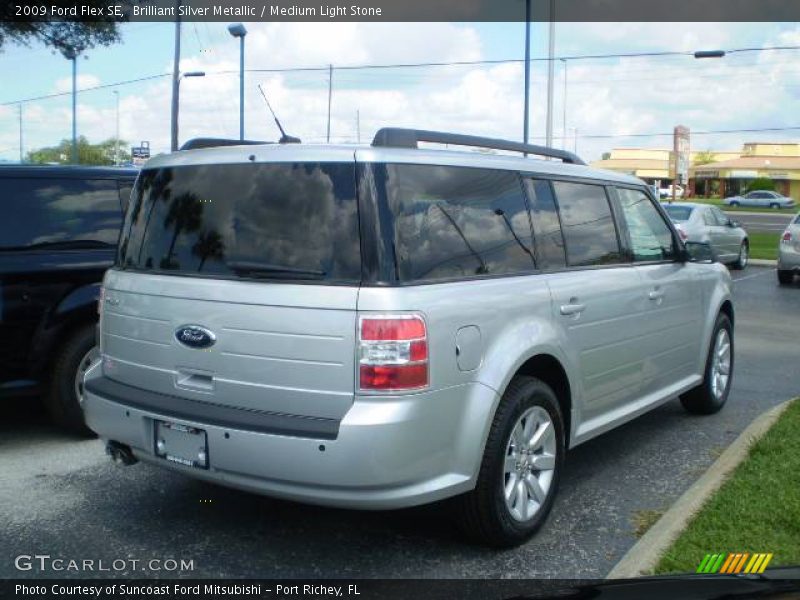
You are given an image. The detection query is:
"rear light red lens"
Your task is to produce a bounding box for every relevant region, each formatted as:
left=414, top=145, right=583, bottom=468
left=783, top=231, right=792, bottom=242
left=359, top=364, right=428, bottom=390
left=360, top=317, right=426, bottom=341
left=359, top=315, right=429, bottom=391
left=677, top=228, right=688, bottom=241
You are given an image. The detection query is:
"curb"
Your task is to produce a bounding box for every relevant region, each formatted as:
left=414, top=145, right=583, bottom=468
left=749, top=259, right=777, bottom=266
left=607, top=399, right=794, bottom=579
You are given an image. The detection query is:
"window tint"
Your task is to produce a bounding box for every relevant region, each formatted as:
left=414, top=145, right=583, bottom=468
left=551, top=181, right=622, bottom=267
left=0, top=177, right=121, bottom=249
left=524, top=178, right=566, bottom=269
left=377, top=164, right=536, bottom=282
left=711, top=207, right=730, bottom=226
left=662, top=204, right=694, bottom=222
left=118, top=163, right=360, bottom=283
left=616, top=188, right=677, bottom=262
left=702, top=208, right=716, bottom=226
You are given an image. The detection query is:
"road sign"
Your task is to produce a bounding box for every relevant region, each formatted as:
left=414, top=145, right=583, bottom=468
left=131, top=141, right=150, bottom=166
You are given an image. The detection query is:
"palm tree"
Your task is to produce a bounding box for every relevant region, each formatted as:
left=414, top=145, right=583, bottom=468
left=192, top=230, right=225, bottom=271
left=161, top=192, right=203, bottom=269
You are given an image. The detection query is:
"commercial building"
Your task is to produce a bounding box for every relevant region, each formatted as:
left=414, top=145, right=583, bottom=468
left=591, top=143, right=800, bottom=200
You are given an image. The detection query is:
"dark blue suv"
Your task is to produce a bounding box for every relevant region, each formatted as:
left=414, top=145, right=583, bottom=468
left=0, top=165, right=137, bottom=434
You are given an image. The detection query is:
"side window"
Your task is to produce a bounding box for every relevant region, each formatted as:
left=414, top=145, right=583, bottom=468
left=0, top=177, right=120, bottom=249
left=381, top=164, right=536, bottom=282
left=702, top=208, right=717, bottom=226
left=523, top=178, right=566, bottom=269
left=711, top=207, right=729, bottom=226
left=551, top=181, right=622, bottom=267
left=616, top=188, right=677, bottom=262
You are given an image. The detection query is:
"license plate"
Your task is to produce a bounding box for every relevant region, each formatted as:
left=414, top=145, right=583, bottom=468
left=154, top=420, right=208, bottom=469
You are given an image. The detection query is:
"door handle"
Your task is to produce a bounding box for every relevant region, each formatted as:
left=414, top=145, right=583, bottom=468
left=648, top=290, right=665, bottom=301
left=560, top=302, right=586, bottom=316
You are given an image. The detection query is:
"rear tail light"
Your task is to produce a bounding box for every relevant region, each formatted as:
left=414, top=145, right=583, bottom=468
left=676, top=226, right=688, bottom=241
left=358, top=315, right=428, bottom=391
left=98, top=286, right=105, bottom=315
left=782, top=231, right=793, bottom=243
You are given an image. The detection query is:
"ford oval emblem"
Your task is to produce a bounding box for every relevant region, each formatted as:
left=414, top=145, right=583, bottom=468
left=175, top=325, right=216, bottom=349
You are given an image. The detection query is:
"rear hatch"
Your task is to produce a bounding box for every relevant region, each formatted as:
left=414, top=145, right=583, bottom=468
left=100, top=152, right=361, bottom=422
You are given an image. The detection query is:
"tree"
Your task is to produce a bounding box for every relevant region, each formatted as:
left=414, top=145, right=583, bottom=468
left=601, top=152, right=611, bottom=160
left=693, top=150, right=717, bottom=166
left=746, top=177, right=776, bottom=193
left=0, top=5, right=120, bottom=58
left=26, top=136, right=131, bottom=165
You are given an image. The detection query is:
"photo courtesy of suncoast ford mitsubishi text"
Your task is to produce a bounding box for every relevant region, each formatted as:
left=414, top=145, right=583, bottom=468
left=82, top=129, right=734, bottom=547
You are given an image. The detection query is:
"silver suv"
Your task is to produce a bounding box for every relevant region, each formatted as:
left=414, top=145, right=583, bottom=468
left=82, top=129, right=734, bottom=547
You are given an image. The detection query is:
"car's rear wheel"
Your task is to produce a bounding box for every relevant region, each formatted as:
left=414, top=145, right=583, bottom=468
left=770, top=203, right=780, bottom=209
left=729, top=201, right=739, bottom=207
left=456, top=376, right=564, bottom=547
left=778, top=269, right=794, bottom=285
left=732, top=241, right=748, bottom=270
left=680, top=313, right=733, bottom=415
left=45, top=324, right=98, bottom=437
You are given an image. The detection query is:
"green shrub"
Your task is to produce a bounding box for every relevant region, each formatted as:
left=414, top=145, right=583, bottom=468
left=746, top=177, right=776, bottom=192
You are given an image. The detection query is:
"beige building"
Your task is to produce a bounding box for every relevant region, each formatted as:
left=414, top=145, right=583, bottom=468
left=591, top=143, right=800, bottom=200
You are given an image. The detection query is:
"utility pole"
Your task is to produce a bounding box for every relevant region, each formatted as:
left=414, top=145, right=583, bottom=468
left=356, top=109, right=361, bottom=144
left=63, top=48, right=78, bottom=164
left=227, top=23, right=247, bottom=141
left=523, top=0, right=530, bottom=145
left=545, top=0, right=556, bottom=148
left=326, top=64, right=333, bottom=143
left=113, top=91, right=120, bottom=165
left=170, top=1, right=182, bottom=152
left=561, top=59, right=568, bottom=150
left=18, top=104, right=23, bottom=163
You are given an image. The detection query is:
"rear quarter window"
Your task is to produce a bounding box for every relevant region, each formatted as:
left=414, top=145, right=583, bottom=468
left=373, top=163, right=536, bottom=283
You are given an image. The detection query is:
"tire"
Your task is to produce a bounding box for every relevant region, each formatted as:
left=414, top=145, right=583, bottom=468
left=456, top=376, right=565, bottom=547
left=778, top=269, right=794, bottom=285
left=680, top=313, right=733, bottom=415
left=732, top=241, right=748, bottom=270
left=770, top=203, right=780, bottom=209
left=44, top=324, right=98, bottom=437
left=729, top=201, right=739, bottom=207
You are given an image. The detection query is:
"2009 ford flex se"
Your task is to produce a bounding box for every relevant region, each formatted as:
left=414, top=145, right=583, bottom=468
left=83, top=129, right=734, bottom=546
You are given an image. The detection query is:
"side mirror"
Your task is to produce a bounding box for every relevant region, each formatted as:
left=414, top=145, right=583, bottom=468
left=728, top=220, right=740, bottom=228
left=684, top=241, right=716, bottom=263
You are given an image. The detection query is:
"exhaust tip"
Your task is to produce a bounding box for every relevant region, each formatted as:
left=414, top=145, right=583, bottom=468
left=106, top=441, right=138, bottom=466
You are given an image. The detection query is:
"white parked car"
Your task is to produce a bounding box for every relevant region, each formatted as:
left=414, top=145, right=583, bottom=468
left=659, top=184, right=684, bottom=199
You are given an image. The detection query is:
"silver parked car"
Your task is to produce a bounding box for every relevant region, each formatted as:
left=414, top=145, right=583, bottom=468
left=778, top=213, right=800, bottom=285
left=722, top=190, right=795, bottom=209
left=82, top=129, right=735, bottom=547
left=662, top=202, right=749, bottom=269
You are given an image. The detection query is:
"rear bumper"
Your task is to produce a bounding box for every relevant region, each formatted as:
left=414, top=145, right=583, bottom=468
left=81, top=363, right=498, bottom=509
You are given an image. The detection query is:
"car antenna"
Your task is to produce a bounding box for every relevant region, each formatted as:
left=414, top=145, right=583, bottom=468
left=257, top=84, right=301, bottom=144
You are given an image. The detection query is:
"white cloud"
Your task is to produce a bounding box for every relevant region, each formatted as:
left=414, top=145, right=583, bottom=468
left=54, top=74, right=101, bottom=94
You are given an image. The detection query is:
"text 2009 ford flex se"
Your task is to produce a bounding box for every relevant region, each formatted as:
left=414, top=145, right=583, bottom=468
left=83, top=129, right=734, bottom=546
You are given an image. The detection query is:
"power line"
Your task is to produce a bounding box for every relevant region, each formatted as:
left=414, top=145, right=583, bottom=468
left=4, top=44, right=799, bottom=107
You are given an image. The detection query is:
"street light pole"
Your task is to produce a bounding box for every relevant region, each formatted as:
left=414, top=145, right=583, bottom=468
left=170, top=7, right=182, bottom=151
left=18, top=104, right=23, bottom=163
left=523, top=0, right=530, bottom=145
left=63, top=48, right=78, bottom=164
left=561, top=58, right=568, bottom=150
left=171, top=71, right=206, bottom=150
left=227, top=23, right=247, bottom=141
left=113, top=90, right=120, bottom=165
left=545, top=0, right=556, bottom=148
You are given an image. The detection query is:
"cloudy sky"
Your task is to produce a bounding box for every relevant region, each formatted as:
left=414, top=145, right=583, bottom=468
left=0, top=21, right=799, bottom=162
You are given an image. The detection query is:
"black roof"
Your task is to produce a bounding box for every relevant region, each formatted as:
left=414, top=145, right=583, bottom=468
left=0, top=165, right=139, bottom=179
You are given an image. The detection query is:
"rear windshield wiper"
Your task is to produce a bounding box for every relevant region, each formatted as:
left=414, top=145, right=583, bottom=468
left=226, top=261, right=326, bottom=279
left=0, top=240, right=115, bottom=251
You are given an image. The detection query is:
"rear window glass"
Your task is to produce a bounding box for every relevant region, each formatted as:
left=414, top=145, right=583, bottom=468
left=662, top=205, right=693, bottom=222
left=118, top=163, right=360, bottom=283
left=374, top=164, right=536, bottom=282
left=0, top=177, right=121, bottom=249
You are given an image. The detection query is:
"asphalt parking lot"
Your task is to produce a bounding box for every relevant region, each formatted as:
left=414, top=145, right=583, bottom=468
left=2, top=266, right=798, bottom=579
left=722, top=210, right=794, bottom=233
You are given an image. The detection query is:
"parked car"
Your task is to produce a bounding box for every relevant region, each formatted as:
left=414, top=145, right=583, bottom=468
left=778, top=213, right=800, bottom=285
left=83, top=129, right=734, bottom=547
left=658, top=184, right=684, bottom=199
left=722, top=190, right=796, bottom=209
left=662, top=202, right=749, bottom=269
left=0, top=165, right=137, bottom=434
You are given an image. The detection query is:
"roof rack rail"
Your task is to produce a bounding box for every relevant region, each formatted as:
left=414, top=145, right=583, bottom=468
left=371, top=128, right=586, bottom=165
left=180, top=138, right=269, bottom=151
